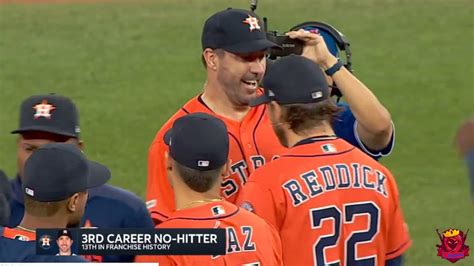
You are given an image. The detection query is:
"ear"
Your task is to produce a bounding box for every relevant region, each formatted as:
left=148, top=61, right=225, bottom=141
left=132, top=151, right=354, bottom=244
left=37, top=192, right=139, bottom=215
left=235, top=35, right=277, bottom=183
left=67, top=193, right=80, bottom=212
left=78, top=140, right=85, bottom=150
left=203, top=48, right=218, bottom=71
left=268, top=101, right=283, bottom=122
left=165, top=152, right=175, bottom=188
left=221, top=159, right=231, bottom=177
left=165, top=151, right=172, bottom=171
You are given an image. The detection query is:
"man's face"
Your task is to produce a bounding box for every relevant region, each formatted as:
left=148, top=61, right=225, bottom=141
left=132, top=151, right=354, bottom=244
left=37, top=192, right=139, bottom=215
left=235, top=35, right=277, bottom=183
left=216, top=50, right=266, bottom=106
left=57, top=236, right=73, bottom=253
left=17, top=131, right=78, bottom=180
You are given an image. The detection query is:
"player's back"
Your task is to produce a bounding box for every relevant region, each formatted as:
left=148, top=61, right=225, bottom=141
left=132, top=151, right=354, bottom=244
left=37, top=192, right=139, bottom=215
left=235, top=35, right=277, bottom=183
left=239, top=137, right=411, bottom=266
left=136, top=200, right=282, bottom=265
left=0, top=226, right=86, bottom=262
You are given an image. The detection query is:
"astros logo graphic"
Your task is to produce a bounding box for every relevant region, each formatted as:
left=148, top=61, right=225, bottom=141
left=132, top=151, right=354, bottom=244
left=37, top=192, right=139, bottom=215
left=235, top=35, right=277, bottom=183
left=436, top=228, right=470, bottom=263
left=242, top=15, right=260, bottom=31
left=39, top=234, right=52, bottom=250
left=33, top=99, right=56, bottom=119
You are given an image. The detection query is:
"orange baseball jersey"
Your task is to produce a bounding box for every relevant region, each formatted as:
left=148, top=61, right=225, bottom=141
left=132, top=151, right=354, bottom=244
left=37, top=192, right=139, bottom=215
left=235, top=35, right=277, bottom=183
left=147, top=94, right=286, bottom=222
left=236, top=136, right=411, bottom=266
left=135, top=200, right=283, bottom=265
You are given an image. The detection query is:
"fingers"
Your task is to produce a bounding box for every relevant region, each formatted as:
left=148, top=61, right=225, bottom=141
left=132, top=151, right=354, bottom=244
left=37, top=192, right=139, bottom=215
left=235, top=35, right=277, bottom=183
left=285, top=29, right=324, bottom=44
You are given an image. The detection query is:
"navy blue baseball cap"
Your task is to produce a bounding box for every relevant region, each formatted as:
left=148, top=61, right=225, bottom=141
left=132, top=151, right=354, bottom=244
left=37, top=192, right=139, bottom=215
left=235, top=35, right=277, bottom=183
left=23, top=143, right=110, bottom=202
left=202, top=8, right=279, bottom=53
left=250, top=55, right=330, bottom=106
left=57, top=229, right=73, bottom=240
left=164, top=113, right=229, bottom=171
left=12, top=94, right=80, bottom=138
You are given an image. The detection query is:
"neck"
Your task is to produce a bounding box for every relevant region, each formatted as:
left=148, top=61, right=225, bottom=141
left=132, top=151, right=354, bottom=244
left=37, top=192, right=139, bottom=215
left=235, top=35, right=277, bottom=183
left=175, top=183, right=222, bottom=211
left=19, top=212, right=69, bottom=231
left=201, top=80, right=251, bottom=122
left=286, top=123, right=336, bottom=148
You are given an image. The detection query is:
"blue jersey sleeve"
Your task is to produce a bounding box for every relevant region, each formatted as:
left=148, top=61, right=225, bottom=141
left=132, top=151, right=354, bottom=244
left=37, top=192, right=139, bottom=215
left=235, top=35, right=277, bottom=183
left=333, top=102, right=395, bottom=160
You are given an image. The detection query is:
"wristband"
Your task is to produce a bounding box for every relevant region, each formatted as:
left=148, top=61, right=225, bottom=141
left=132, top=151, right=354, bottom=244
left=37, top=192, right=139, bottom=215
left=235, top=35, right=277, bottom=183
left=325, top=59, right=344, bottom=76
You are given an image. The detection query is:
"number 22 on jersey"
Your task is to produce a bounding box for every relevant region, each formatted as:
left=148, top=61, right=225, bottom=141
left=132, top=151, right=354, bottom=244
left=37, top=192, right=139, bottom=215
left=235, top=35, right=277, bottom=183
left=310, top=201, right=380, bottom=266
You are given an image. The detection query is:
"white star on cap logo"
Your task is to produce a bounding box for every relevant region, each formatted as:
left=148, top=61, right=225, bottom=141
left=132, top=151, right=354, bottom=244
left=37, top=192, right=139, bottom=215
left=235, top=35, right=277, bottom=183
left=243, top=15, right=261, bottom=31
left=32, top=99, right=56, bottom=119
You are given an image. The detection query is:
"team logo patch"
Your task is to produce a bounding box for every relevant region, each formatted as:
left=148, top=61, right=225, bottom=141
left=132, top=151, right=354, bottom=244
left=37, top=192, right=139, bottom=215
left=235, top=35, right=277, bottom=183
left=146, top=199, right=157, bottom=209
left=240, top=201, right=255, bottom=213
left=242, top=15, right=261, bottom=31
left=436, top=228, right=470, bottom=263
left=322, top=144, right=337, bottom=153
left=14, top=234, right=30, bottom=241
left=39, top=234, right=52, bottom=249
left=33, top=99, right=56, bottom=119
left=211, top=205, right=225, bottom=216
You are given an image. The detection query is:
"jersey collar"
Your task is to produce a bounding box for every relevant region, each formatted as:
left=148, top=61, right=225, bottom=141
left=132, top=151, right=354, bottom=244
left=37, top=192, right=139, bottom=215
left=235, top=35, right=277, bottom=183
left=284, top=137, right=354, bottom=157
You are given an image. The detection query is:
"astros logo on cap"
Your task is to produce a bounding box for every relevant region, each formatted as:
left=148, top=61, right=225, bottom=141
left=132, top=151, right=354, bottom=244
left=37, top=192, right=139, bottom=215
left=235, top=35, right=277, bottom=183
left=33, top=99, right=56, bottom=119
left=243, top=15, right=261, bottom=31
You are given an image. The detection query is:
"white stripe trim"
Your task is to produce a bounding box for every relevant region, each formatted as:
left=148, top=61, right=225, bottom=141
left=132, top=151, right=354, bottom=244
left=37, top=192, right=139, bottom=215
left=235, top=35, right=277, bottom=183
left=353, top=120, right=395, bottom=157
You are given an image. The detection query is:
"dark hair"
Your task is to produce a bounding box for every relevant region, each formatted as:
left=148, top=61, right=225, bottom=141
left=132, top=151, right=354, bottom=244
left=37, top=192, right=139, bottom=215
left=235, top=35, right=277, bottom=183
left=24, top=196, right=68, bottom=217
left=280, top=98, right=343, bottom=135
left=174, top=161, right=223, bottom=193
left=24, top=191, right=86, bottom=217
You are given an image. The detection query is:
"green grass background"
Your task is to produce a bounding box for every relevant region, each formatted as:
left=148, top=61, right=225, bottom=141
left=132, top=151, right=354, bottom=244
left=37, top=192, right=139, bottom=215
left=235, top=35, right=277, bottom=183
left=0, top=0, right=473, bottom=264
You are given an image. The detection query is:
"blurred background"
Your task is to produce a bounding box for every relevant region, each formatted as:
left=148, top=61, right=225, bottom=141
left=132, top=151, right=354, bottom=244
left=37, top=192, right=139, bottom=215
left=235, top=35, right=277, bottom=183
left=0, top=0, right=473, bottom=264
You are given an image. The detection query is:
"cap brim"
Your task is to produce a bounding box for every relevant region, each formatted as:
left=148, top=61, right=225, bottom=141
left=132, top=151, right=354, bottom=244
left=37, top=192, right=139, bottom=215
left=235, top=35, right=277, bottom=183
left=249, top=94, right=272, bottom=107
left=11, top=126, right=77, bottom=138
left=86, top=160, right=111, bottom=189
left=163, top=129, right=172, bottom=146
left=223, top=39, right=280, bottom=54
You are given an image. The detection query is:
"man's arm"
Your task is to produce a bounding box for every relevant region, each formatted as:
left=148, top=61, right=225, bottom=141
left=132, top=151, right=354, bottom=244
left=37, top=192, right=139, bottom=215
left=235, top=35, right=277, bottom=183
left=328, top=65, right=393, bottom=151
left=287, top=30, right=393, bottom=151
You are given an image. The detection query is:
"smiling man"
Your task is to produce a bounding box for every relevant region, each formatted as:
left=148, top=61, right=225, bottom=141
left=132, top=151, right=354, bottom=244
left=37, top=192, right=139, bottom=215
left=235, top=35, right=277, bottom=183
left=146, top=8, right=394, bottom=224
left=56, top=229, right=75, bottom=256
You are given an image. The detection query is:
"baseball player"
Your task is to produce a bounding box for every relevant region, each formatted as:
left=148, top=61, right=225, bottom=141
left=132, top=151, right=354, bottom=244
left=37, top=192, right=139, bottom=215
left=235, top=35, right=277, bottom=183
left=56, top=229, right=76, bottom=256
left=136, top=113, right=282, bottom=265
left=0, top=170, right=12, bottom=227
left=147, top=8, right=394, bottom=224
left=8, top=94, right=154, bottom=262
left=235, top=55, right=411, bottom=266
left=0, top=143, right=107, bottom=262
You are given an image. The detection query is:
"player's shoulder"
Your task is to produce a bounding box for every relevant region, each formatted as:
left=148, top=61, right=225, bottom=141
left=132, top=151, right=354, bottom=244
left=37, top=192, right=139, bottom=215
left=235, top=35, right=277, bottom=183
left=248, top=157, right=289, bottom=185
left=151, top=95, right=212, bottom=145
left=87, top=184, right=147, bottom=212
left=233, top=206, right=275, bottom=230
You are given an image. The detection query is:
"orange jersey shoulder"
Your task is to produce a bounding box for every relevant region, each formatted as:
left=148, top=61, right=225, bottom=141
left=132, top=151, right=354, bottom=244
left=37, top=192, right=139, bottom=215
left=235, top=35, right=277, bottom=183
left=2, top=227, right=36, bottom=241
left=136, top=201, right=282, bottom=265
left=237, top=138, right=411, bottom=265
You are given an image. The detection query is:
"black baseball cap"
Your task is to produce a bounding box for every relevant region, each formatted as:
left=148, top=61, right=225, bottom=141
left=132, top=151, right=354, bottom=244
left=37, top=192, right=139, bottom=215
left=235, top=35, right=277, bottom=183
left=202, top=8, right=279, bottom=53
left=12, top=94, right=80, bottom=138
left=57, top=229, right=73, bottom=240
left=164, top=113, right=229, bottom=171
left=23, top=143, right=110, bottom=202
left=250, top=55, right=330, bottom=106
